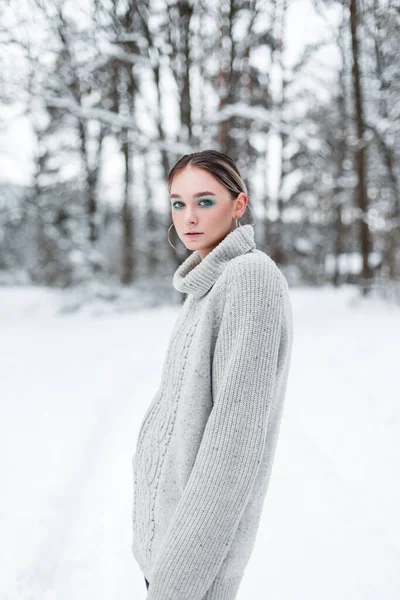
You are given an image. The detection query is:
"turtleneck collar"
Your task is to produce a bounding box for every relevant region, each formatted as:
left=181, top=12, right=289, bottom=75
left=172, top=224, right=256, bottom=299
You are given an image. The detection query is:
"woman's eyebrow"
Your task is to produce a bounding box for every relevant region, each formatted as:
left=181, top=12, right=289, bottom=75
left=170, top=191, right=217, bottom=199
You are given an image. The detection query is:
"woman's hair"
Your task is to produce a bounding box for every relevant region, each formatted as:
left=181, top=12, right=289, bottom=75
left=167, top=150, right=253, bottom=225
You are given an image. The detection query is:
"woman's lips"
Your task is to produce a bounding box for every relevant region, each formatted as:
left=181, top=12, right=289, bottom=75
left=185, top=233, right=203, bottom=237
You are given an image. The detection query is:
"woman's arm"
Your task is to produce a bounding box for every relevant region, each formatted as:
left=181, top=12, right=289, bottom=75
left=147, top=257, right=284, bottom=600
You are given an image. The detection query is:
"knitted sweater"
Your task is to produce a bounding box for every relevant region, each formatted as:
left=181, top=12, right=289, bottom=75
left=131, top=224, right=294, bottom=600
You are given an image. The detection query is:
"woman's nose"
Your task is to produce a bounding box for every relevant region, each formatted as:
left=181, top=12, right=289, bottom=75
left=184, top=208, right=198, bottom=223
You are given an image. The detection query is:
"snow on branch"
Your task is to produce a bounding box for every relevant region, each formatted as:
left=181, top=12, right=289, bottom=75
left=85, top=43, right=151, bottom=76
left=44, top=94, right=140, bottom=131
left=103, top=45, right=150, bottom=68
left=212, top=102, right=291, bottom=135
left=43, top=94, right=191, bottom=155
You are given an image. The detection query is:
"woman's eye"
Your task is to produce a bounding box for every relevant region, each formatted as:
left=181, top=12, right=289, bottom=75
left=172, top=199, right=213, bottom=209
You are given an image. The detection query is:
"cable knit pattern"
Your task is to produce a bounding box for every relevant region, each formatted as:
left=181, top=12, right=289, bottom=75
left=132, top=224, right=294, bottom=600
left=132, top=308, right=201, bottom=560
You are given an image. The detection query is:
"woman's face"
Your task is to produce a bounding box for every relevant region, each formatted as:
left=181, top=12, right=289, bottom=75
left=169, top=165, right=247, bottom=259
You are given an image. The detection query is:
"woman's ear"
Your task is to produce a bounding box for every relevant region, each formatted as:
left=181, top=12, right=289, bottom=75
left=235, top=192, right=248, bottom=218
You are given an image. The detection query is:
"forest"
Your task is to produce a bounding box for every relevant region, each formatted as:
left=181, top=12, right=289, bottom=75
left=0, top=0, right=399, bottom=304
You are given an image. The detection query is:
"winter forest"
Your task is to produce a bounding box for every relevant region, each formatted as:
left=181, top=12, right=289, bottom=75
left=1, top=1, right=400, bottom=600
left=1, top=0, right=399, bottom=302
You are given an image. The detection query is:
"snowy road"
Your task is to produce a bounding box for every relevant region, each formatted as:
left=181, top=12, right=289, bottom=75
left=1, top=285, right=399, bottom=599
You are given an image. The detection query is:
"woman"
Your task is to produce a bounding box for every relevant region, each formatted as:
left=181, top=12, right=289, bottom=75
left=132, top=150, right=294, bottom=599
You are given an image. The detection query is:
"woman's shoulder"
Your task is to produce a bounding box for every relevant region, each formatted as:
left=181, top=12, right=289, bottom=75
left=225, top=249, right=287, bottom=290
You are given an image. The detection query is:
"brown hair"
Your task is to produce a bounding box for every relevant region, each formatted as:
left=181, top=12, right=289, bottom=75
left=167, top=150, right=253, bottom=225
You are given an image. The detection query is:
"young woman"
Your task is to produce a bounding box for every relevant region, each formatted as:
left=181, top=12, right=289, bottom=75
left=132, top=150, right=294, bottom=599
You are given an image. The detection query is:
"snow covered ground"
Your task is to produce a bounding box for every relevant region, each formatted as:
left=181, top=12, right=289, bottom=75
left=1, top=284, right=399, bottom=600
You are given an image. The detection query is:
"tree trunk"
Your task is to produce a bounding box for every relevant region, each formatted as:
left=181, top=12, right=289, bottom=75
left=178, top=0, right=193, bottom=142
left=371, top=0, right=400, bottom=280
left=217, top=0, right=235, bottom=155
left=121, top=127, right=134, bottom=285
left=350, top=0, right=372, bottom=295
left=78, top=120, right=98, bottom=244
left=268, top=0, right=288, bottom=265
left=333, top=6, right=349, bottom=287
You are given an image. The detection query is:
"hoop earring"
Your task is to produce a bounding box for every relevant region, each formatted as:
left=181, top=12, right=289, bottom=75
left=236, top=203, right=257, bottom=227
left=168, top=223, right=177, bottom=248
left=168, top=223, right=186, bottom=249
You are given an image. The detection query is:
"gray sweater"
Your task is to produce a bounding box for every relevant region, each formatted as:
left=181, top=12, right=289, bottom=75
left=132, top=224, right=294, bottom=600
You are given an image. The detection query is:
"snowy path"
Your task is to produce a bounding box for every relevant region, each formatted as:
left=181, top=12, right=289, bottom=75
left=0, top=285, right=399, bottom=599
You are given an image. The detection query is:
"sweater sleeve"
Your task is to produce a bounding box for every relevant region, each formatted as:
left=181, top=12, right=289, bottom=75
left=146, top=257, right=284, bottom=600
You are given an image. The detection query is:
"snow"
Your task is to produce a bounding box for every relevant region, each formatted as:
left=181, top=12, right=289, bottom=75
left=1, top=284, right=399, bottom=599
